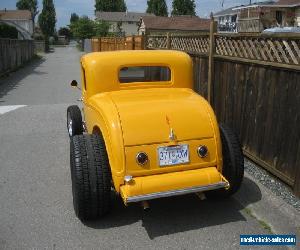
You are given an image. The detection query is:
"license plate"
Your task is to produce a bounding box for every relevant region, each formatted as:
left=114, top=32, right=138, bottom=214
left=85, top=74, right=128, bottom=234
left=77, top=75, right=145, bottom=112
left=158, top=144, right=189, bottom=167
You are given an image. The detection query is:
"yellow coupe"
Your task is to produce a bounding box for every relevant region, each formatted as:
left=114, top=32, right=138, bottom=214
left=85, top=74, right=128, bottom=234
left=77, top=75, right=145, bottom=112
left=67, top=50, right=244, bottom=221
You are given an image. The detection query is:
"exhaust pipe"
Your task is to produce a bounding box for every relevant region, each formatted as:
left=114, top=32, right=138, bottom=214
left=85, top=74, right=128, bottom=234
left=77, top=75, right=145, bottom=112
left=196, top=192, right=206, bottom=200
left=141, top=201, right=150, bottom=210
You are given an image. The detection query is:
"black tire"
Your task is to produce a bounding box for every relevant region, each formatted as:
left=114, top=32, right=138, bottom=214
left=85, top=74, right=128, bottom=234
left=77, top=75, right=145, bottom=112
left=70, top=134, right=111, bottom=221
left=67, top=105, right=83, bottom=137
left=207, top=124, right=244, bottom=198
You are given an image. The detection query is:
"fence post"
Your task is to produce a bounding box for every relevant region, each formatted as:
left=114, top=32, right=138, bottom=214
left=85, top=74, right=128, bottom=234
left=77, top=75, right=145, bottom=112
left=143, top=34, right=147, bottom=50
left=132, top=35, right=135, bottom=50
left=294, top=153, right=300, bottom=197
left=207, top=13, right=217, bottom=104
left=98, top=38, right=101, bottom=52
left=166, top=32, right=171, bottom=49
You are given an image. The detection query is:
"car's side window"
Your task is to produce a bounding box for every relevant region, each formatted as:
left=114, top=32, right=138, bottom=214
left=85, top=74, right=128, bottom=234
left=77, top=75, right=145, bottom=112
left=119, top=66, right=171, bottom=83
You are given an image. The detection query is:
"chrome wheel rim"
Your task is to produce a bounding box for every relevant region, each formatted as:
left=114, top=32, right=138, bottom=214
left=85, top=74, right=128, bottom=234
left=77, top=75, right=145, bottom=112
left=67, top=113, right=73, bottom=136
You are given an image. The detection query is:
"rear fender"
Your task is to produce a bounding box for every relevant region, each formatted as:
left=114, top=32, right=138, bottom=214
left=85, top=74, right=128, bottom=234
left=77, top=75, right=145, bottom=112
left=83, top=94, right=125, bottom=192
left=202, top=98, right=223, bottom=172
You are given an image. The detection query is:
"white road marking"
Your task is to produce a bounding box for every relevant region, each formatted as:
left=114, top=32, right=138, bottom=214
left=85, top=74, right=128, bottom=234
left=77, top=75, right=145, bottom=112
left=0, top=105, right=26, bottom=115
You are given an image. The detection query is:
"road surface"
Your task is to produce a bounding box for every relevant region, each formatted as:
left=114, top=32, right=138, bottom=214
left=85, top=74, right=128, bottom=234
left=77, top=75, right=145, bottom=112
left=0, top=46, right=280, bottom=250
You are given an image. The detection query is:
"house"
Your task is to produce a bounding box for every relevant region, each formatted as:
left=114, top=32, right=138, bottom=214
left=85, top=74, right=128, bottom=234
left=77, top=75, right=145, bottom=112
left=275, top=0, right=300, bottom=26
left=214, top=1, right=276, bottom=33
left=297, top=7, right=300, bottom=26
left=95, top=11, right=153, bottom=36
left=57, top=35, right=68, bottom=45
left=296, top=5, right=300, bottom=26
left=235, top=0, right=300, bottom=33
left=0, top=9, right=33, bottom=39
left=138, top=16, right=210, bottom=35
left=214, top=7, right=239, bottom=32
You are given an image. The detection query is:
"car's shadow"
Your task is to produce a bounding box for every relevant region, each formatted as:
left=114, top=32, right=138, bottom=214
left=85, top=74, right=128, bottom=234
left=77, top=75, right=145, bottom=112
left=84, top=176, right=261, bottom=239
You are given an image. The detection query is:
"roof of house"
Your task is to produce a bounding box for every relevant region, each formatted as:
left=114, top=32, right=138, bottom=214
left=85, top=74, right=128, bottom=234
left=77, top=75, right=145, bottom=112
left=233, top=0, right=299, bottom=10
left=214, top=0, right=299, bottom=17
left=274, top=0, right=300, bottom=6
left=0, top=9, right=31, bottom=20
left=214, top=7, right=239, bottom=17
left=95, top=11, right=154, bottom=22
left=140, top=16, right=210, bottom=31
left=214, top=1, right=276, bottom=16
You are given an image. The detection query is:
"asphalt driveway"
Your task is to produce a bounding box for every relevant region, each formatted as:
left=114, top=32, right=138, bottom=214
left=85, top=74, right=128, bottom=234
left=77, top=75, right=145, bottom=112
left=0, top=46, right=292, bottom=249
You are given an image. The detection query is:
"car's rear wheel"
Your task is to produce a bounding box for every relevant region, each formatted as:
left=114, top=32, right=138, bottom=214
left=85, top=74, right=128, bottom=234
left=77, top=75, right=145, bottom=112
left=67, top=105, right=83, bottom=137
left=207, top=124, right=244, bottom=198
left=70, top=134, right=111, bottom=221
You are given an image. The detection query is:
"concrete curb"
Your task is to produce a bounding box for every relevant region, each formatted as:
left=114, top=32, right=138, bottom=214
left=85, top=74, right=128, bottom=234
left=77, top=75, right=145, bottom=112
left=235, top=172, right=300, bottom=243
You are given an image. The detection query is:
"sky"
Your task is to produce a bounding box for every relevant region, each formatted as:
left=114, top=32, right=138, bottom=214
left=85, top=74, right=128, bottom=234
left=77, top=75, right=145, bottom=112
left=0, top=0, right=271, bottom=29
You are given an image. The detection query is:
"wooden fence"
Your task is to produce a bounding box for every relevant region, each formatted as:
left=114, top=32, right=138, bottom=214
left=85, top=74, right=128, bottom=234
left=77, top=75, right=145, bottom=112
left=145, top=23, right=300, bottom=196
left=91, top=36, right=144, bottom=52
left=147, top=33, right=210, bottom=54
left=34, top=40, right=46, bottom=53
left=146, top=33, right=300, bottom=69
left=0, top=39, right=35, bottom=75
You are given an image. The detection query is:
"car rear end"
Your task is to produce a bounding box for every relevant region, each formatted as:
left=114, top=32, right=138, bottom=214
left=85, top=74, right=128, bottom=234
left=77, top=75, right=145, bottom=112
left=108, top=88, right=229, bottom=204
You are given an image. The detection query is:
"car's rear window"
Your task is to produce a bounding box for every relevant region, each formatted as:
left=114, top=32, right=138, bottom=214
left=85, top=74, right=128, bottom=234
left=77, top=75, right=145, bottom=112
left=119, top=66, right=171, bottom=83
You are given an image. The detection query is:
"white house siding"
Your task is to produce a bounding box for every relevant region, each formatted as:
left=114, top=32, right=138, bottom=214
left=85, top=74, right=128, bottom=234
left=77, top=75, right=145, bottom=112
left=16, top=20, right=33, bottom=34
left=121, top=22, right=138, bottom=35
left=138, top=20, right=146, bottom=35
left=108, top=21, right=118, bottom=32
left=108, top=21, right=138, bottom=35
left=218, top=15, right=232, bottom=25
left=5, top=19, right=33, bottom=35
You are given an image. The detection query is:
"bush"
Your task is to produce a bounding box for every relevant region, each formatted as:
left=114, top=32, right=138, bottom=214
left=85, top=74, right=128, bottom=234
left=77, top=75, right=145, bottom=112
left=34, top=34, right=45, bottom=40
left=0, top=23, right=18, bottom=39
left=70, top=16, right=110, bottom=40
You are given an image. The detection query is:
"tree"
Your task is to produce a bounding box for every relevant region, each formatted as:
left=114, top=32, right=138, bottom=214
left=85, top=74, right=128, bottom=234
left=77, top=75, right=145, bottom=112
left=70, top=13, right=79, bottom=23
left=146, top=0, right=168, bottom=16
left=94, top=20, right=110, bottom=37
left=117, top=0, right=127, bottom=12
left=0, top=23, right=18, bottom=39
left=70, top=17, right=110, bottom=39
left=38, top=0, right=56, bottom=51
left=70, top=16, right=95, bottom=50
left=58, top=27, right=72, bottom=40
left=171, top=0, right=196, bottom=16
left=16, top=0, right=38, bottom=23
left=95, top=0, right=127, bottom=12
left=70, top=16, right=95, bottom=40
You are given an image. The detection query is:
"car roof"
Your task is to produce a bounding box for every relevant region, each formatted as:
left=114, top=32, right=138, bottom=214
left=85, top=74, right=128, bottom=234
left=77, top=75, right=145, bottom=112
left=81, top=50, right=191, bottom=67
left=80, top=50, right=194, bottom=96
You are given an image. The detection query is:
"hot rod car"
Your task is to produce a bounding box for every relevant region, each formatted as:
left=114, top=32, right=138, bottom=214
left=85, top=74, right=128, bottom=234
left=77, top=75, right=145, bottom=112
left=67, top=50, right=244, bottom=221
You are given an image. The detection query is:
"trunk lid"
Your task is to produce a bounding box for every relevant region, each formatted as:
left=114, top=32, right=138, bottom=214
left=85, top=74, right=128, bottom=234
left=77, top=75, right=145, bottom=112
left=109, top=88, right=214, bottom=146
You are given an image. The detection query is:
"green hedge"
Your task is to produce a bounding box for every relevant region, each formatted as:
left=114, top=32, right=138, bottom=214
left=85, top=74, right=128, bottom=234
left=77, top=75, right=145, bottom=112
left=0, top=23, right=18, bottom=39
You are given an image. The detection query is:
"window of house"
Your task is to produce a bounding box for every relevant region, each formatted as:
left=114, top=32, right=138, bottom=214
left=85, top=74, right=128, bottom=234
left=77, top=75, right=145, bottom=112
left=119, top=66, right=171, bottom=83
left=231, top=15, right=237, bottom=23
left=276, top=11, right=283, bottom=25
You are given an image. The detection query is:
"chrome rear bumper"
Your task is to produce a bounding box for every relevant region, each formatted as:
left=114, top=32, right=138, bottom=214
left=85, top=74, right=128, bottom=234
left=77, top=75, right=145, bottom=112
left=126, top=181, right=228, bottom=203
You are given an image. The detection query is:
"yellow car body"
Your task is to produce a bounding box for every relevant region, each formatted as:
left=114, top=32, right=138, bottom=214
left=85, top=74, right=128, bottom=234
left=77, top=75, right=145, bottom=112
left=79, top=50, right=229, bottom=204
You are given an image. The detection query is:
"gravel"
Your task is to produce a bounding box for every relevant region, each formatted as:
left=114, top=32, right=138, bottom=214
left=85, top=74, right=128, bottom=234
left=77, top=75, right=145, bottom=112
left=244, top=158, right=300, bottom=211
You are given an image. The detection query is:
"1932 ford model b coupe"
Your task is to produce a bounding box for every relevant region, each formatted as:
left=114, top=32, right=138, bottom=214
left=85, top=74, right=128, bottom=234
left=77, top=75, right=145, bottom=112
left=67, top=50, right=244, bottom=221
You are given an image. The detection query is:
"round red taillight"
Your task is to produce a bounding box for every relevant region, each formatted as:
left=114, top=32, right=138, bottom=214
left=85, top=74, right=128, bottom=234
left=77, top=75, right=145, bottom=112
left=136, top=152, right=148, bottom=165
left=198, top=145, right=208, bottom=158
